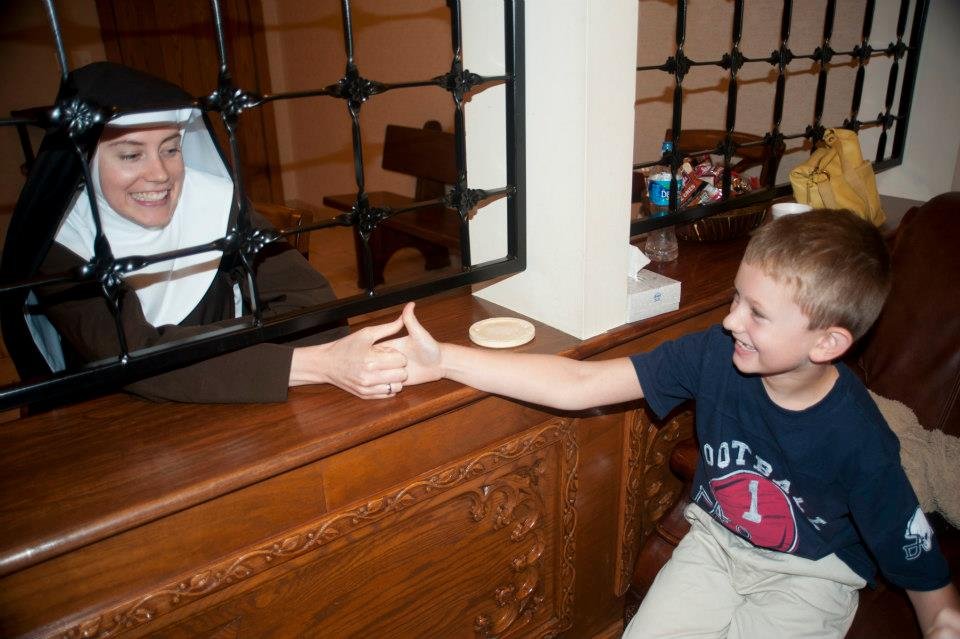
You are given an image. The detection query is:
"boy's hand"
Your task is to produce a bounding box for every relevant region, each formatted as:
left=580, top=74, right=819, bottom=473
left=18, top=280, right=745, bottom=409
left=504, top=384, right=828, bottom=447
left=384, top=303, right=643, bottom=410
left=910, top=585, right=960, bottom=639
left=927, top=606, right=960, bottom=639
left=382, top=302, right=445, bottom=386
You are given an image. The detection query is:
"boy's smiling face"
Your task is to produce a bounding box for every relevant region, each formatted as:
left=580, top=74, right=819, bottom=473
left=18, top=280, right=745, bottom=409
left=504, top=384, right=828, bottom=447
left=722, top=261, right=827, bottom=379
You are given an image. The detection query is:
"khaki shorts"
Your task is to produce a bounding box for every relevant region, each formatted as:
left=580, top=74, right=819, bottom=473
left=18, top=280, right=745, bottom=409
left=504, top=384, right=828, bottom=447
left=624, top=503, right=867, bottom=639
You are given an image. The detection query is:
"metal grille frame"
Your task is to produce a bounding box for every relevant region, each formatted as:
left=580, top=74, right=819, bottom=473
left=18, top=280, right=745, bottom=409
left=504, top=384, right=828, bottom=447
left=0, top=0, right=526, bottom=411
left=631, top=0, right=929, bottom=236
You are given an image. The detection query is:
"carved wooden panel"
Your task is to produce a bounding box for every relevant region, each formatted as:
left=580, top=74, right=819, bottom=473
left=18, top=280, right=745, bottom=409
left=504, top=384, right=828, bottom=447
left=150, top=616, right=241, bottom=639
left=614, top=405, right=693, bottom=595
left=0, top=244, right=745, bottom=638
left=48, top=418, right=578, bottom=639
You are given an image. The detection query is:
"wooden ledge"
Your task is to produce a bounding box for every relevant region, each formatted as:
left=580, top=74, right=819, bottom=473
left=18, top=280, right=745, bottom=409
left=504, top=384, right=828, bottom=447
left=0, top=236, right=746, bottom=578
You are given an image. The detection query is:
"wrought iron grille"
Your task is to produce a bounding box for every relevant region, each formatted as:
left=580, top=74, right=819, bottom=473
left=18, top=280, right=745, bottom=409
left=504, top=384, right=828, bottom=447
left=631, top=0, right=929, bottom=236
left=0, top=0, right=526, bottom=410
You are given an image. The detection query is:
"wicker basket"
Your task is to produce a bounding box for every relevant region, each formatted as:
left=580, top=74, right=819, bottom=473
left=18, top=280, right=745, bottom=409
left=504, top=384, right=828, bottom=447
left=675, top=201, right=769, bottom=242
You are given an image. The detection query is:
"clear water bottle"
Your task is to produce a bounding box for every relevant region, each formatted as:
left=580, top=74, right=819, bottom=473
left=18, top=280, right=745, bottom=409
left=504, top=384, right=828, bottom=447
left=644, top=142, right=679, bottom=262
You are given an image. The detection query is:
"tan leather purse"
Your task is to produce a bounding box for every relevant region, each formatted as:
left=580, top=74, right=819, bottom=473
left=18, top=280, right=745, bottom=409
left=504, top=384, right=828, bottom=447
left=789, top=128, right=886, bottom=227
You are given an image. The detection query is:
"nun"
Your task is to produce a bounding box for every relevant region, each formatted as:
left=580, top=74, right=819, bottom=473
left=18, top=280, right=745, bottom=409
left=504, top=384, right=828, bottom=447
left=0, top=62, right=407, bottom=403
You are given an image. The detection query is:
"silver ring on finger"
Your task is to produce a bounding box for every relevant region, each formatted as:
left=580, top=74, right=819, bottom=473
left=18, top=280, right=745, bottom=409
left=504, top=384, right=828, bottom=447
left=386, top=382, right=394, bottom=394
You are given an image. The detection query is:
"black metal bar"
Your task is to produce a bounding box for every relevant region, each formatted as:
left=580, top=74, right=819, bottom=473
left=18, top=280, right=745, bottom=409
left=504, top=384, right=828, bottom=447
left=771, top=0, right=793, bottom=146
left=846, top=0, right=876, bottom=130
left=0, top=0, right=527, bottom=410
left=41, top=0, right=69, bottom=82
left=203, top=0, right=268, bottom=324
left=630, top=184, right=794, bottom=236
left=335, top=0, right=377, bottom=293
left=890, top=0, right=929, bottom=164
left=209, top=0, right=229, bottom=77
left=876, top=0, right=911, bottom=163
left=811, top=0, right=837, bottom=139
left=0, top=251, right=525, bottom=411
left=69, top=135, right=134, bottom=360
left=449, top=0, right=472, bottom=268
left=505, top=0, right=525, bottom=265
left=632, top=0, right=926, bottom=243
left=665, top=0, right=689, bottom=213
left=720, top=0, right=745, bottom=204
left=0, top=215, right=361, bottom=299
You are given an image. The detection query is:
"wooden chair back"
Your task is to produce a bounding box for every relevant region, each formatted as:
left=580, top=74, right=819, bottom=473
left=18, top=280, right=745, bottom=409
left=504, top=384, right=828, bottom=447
left=254, top=202, right=314, bottom=259
left=379, top=121, right=461, bottom=251
left=382, top=120, right=458, bottom=188
left=666, top=129, right=784, bottom=185
left=320, top=120, right=460, bottom=288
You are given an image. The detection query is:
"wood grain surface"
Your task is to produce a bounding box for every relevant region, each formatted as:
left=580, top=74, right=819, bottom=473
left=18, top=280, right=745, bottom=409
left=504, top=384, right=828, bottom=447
left=0, top=236, right=746, bottom=638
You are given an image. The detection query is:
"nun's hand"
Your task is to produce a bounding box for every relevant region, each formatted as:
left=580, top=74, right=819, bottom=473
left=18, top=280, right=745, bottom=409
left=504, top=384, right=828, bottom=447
left=289, top=313, right=408, bottom=399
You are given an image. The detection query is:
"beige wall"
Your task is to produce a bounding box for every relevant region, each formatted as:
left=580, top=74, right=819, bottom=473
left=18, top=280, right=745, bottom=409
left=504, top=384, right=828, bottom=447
left=637, top=0, right=875, bottom=184
left=0, top=0, right=955, bottom=342
left=0, top=1, right=453, bottom=219
left=1, top=1, right=956, bottom=224
left=873, top=0, right=960, bottom=200
left=634, top=0, right=960, bottom=201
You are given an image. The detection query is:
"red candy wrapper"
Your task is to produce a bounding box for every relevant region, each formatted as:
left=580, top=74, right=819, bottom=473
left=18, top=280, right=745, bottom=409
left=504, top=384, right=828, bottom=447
left=679, top=177, right=708, bottom=208
left=650, top=143, right=758, bottom=211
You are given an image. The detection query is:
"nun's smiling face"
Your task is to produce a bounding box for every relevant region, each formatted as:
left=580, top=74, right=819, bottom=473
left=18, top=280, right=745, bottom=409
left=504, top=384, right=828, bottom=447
left=97, top=125, right=185, bottom=228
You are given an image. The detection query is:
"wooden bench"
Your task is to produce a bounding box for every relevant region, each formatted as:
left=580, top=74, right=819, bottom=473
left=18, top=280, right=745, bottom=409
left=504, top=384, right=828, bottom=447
left=323, top=121, right=460, bottom=288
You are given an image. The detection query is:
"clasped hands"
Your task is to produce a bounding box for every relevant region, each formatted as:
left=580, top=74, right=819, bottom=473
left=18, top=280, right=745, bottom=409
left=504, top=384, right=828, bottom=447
left=288, top=302, right=441, bottom=399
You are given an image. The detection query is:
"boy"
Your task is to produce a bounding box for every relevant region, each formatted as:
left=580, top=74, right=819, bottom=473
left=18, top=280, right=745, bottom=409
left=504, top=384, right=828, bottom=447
left=387, top=209, right=959, bottom=638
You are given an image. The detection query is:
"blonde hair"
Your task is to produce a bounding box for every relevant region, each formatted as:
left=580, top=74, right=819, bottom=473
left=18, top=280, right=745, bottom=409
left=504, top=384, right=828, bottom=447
left=743, top=209, right=891, bottom=340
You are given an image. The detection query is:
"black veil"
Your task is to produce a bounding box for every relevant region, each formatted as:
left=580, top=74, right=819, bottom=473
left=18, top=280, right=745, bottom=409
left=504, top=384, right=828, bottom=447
left=0, top=62, right=222, bottom=381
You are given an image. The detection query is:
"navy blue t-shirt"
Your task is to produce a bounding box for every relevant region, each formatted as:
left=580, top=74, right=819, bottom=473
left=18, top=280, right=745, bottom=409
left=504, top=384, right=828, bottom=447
left=630, top=324, right=951, bottom=591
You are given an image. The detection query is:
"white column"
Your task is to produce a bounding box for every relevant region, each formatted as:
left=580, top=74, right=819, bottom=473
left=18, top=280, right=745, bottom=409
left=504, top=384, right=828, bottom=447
left=463, top=0, right=639, bottom=340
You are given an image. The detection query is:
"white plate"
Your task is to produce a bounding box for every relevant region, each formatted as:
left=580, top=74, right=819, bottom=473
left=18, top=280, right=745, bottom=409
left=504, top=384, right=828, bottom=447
left=469, top=317, right=536, bottom=348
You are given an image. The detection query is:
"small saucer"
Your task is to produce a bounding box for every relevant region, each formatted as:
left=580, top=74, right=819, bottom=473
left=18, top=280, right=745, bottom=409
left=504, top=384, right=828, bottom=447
left=469, top=317, right=536, bottom=348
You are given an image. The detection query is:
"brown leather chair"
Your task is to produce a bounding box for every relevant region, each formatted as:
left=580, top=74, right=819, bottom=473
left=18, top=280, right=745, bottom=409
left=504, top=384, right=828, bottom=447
left=629, top=192, right=960, bottom=637
left=845, top=192, right=960, bottom=638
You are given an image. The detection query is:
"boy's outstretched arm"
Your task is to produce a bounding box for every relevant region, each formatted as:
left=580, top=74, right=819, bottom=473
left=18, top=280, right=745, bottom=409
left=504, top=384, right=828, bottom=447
left=386, top=303, right=644, bottom=411
left=908, top=584, right=960, bottom=638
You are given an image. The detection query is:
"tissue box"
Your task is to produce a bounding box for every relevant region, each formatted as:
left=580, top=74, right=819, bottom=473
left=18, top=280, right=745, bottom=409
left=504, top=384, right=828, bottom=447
left=627, top=269, right=681, bottom=322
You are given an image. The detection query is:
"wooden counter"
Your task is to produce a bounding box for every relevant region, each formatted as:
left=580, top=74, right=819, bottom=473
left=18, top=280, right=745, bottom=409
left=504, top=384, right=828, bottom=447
left=0, top=237, right=746, bottom=639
